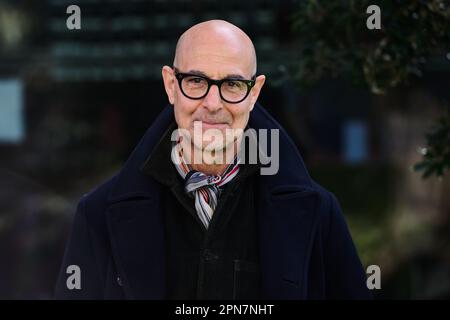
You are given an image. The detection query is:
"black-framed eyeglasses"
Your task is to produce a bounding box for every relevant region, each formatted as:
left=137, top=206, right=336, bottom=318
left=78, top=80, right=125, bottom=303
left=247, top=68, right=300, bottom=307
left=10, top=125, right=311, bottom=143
left=173, top=67, right=256, bottom=104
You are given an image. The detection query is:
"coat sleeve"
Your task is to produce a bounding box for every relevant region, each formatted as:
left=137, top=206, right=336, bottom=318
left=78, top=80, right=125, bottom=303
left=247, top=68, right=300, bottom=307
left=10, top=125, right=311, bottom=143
left=322, top=192, right=373, bottom=299
left=54, top=196, right=104, bottom=299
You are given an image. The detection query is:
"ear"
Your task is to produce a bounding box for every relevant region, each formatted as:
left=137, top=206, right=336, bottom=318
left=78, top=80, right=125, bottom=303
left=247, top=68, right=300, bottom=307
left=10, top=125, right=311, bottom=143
left=248, top=74, right=266, bottom=111
left=161, top=65, right=176, bottom=105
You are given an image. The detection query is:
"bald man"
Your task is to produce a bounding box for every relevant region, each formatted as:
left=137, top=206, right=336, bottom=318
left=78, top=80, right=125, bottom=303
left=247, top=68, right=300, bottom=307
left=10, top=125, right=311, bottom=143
left=55, top=20, right=371, bottom=300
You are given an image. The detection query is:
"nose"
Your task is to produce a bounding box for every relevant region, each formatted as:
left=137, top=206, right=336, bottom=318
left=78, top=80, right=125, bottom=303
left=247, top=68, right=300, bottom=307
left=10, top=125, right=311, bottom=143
left=202, top=84, right=223, bottom=112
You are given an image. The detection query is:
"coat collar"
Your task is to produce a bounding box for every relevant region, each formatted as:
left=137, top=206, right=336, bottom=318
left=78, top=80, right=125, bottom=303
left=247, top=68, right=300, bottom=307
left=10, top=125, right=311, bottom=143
left=105, top=103, right=321, bottom=299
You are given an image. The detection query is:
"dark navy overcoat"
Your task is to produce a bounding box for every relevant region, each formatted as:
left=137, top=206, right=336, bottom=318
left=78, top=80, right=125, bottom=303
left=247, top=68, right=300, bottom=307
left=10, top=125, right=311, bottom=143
left=55, top=103, right=371, bottom=300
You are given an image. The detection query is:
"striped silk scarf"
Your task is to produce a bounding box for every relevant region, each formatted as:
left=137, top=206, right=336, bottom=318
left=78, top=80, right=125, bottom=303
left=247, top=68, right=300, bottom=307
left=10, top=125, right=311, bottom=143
left=171, top=140, right=241, bottom=229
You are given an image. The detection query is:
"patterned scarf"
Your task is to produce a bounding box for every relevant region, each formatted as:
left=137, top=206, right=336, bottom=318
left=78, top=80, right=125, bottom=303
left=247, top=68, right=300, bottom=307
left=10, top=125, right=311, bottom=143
left=171, top=140, right=241, bottom=229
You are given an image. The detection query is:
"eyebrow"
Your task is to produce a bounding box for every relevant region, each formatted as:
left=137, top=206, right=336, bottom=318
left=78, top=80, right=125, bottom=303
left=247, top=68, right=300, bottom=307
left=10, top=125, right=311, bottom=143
left=186, top=69, right=246, bottom=80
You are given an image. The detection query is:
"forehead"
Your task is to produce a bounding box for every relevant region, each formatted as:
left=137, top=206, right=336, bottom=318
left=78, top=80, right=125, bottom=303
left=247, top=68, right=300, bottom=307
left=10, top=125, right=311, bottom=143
left=176, top=38, right=254, bottom=78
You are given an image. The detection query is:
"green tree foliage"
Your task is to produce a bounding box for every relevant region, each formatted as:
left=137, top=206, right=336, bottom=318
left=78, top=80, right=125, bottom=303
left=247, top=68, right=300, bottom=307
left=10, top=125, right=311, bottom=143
left=291, top=0, right=450, bottom=178
left=414, top=107, right=450, bottom=178
left=291, top=0, right=450, bottom=94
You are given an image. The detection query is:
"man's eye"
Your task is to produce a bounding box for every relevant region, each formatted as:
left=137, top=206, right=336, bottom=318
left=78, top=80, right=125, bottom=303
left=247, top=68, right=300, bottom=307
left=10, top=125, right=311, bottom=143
left=187, top=77, right=203, bottom=84
left=226, top=80, right=243, bottom=89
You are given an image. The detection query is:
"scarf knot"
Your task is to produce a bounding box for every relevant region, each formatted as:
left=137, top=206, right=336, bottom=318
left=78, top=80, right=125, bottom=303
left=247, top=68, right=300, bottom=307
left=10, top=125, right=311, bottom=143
left=171, top=142, right=240, bottom=229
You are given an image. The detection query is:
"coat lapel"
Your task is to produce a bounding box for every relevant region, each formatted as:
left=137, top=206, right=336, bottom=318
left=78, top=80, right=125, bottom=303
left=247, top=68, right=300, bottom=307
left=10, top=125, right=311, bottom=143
left=248, top=106, right=320, bottom=299
left=257, top=184, right=320, bottom=299
left=105, top=197, right=166, bottom=299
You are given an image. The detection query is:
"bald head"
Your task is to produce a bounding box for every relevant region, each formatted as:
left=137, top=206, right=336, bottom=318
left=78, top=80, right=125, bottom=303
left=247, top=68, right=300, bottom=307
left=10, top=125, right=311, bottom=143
left=173, top=20, right=257, bottom=76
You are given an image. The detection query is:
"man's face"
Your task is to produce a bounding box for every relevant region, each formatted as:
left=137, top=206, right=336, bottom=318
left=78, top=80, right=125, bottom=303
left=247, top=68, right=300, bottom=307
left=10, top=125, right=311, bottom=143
left=162, top=31, right=265, bottom=153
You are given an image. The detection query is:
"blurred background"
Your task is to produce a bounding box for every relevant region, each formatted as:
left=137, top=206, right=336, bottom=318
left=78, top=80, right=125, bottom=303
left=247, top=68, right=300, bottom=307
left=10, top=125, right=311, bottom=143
left=0, top=0, right=449, bottom=299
